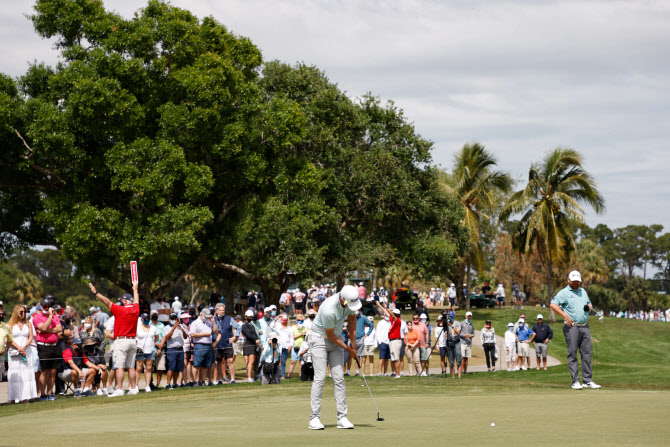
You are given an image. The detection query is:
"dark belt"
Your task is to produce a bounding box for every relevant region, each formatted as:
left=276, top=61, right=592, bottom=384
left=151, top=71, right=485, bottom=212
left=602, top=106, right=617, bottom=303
left=389, top=338, right=401, bottom=341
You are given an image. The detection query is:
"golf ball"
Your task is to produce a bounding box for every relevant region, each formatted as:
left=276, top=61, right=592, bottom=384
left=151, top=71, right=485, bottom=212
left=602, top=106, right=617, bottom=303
left=491, top=423, right=495, bottom=427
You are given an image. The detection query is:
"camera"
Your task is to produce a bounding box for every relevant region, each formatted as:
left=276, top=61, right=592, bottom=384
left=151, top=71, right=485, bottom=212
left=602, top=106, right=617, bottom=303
left=583, top=304, right=590, bottom=312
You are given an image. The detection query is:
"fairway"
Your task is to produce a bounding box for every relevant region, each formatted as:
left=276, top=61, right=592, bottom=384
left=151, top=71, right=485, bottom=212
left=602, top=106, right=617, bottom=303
left=1, top=377, right=669, bottom=446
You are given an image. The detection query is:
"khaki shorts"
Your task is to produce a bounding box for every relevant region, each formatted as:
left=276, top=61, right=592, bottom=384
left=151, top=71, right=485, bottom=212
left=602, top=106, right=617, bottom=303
left=363, top=345, right=376, bottom=356
left=113, top=338, right=137, bottom=369
left=461, top=343, right=472, bottom=358
left=155, top=350, right=167, bottom=371
left=389, top=339, right=402, bottom=361
left=518, top=342, right=531, bottom=357
left=233, top=340, right=243, bottom=356
left=59, top=368, right=90, bottom=383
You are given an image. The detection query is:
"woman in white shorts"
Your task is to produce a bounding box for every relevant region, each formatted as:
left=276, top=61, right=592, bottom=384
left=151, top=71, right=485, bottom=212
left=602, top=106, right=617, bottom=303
left=361, top=316, right=377, bottom=375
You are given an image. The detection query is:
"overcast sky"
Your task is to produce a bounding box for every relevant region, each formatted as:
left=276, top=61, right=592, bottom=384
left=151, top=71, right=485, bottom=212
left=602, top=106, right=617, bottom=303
left=2, top=0, right=669, bottom=231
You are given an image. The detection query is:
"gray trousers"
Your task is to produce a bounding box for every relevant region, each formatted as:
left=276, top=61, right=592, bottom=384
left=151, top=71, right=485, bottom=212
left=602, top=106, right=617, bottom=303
left=562, top=324, right=592, bottom=383
left=310, top=335, right=347, bottom=421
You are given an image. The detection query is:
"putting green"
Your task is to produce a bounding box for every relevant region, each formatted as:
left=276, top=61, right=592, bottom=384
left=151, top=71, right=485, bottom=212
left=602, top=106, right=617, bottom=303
left=1, top=378, right=668, bottom=446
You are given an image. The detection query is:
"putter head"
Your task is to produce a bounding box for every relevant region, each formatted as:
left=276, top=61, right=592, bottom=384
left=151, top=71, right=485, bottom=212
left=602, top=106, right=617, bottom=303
left=377, top=417, right=384, bottom=421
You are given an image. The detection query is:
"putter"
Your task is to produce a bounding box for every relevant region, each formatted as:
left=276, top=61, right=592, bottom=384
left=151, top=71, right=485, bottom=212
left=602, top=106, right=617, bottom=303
left=354, top=357, right=384, bottom=421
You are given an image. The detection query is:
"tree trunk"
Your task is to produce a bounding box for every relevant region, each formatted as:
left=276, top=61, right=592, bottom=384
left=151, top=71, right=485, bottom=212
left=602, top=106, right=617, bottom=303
left=465, top=259, right=471, bottom=311
left=335, top=274, right=346, bottom=291
left=547, top=256, right=556, bottom=323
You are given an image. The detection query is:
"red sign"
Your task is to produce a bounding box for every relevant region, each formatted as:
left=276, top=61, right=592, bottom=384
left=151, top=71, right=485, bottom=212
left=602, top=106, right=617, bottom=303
left=130, top=261, right=138, bottom=284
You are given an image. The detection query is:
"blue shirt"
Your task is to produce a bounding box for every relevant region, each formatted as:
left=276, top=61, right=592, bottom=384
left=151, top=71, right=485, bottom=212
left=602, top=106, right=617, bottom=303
left=260, top=340, right=281, bottom=364
left=551, top=285, right=591, bottom=324
left=355, top=315, right=374, bottom=340
left=214, top=315, right=235, bottom=348
left=516, top=325, right=534, bottom=342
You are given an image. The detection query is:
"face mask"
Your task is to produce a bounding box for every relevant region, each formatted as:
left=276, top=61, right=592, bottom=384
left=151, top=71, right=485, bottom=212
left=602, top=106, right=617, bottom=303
left=151, top=316, right=158, bottom=322
left=281, top=319, right=288, bottom=325
left=142, top=319, right=150, bottom=325
left=170, top=319, right=177, bottom=325
left=271, top=311, right=277, bottom=317
left=84, top=323, right=92, bottom=329
left=246, top=318, right=253, bottom=322
left=297, top=320, right=303, bottom=325
left=182, top=319, right=190, bottom=325
left=420, top=318, right=427, bottom=323
left=384, top=316, right=390, bottom=322
left=309, top=316, right=315, bottom=320
left=42, top=309, right=49, bottom=314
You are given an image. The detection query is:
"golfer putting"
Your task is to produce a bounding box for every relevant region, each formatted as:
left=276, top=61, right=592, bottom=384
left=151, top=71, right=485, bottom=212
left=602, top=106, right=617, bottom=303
left=308, top=284, right=361, bottom=430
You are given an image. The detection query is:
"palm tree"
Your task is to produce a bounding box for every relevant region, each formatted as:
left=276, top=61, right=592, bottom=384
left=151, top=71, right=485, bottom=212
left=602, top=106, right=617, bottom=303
left=14, top=272, right=43, bottom=304
left=443, top=143, right=513, bottom=310
left=500, top=148, right=605, bottom=321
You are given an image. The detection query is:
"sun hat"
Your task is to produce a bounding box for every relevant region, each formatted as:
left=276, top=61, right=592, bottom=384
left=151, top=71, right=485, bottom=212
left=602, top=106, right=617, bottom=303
left=507, top=322, right=514, bottom=327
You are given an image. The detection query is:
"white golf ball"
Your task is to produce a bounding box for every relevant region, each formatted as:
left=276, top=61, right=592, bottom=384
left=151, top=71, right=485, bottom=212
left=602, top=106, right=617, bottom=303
left=491, top=423, right=495, bottom=427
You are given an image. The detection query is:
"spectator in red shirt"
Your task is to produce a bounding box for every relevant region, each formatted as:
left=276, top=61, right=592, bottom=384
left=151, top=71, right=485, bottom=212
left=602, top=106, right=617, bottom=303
left=59, top=337, right=101, bottom=397
left=89, top=281, right=140, bottom=397
left=377, top=305, right=402, bottom=378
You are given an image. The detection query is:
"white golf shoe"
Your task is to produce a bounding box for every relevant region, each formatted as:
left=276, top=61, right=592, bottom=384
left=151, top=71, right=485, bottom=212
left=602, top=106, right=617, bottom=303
left=583, top=381, right=601, bottom=389
left=337, top=416, right=354, bottom=429
left=571, top=382, right=583, bottom=390
left=309, top=417, right=325, bottom=430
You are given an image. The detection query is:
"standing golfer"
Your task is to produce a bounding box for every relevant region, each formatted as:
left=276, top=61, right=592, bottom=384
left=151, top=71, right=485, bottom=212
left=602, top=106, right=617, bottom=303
left=308, top=284, right=361, bottom=430
left=549, top=270, right=601, bottom=390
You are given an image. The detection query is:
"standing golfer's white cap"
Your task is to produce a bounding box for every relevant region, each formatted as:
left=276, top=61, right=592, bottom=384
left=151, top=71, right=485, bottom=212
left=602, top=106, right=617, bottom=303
left=340, top=285, right=362, bottom=311
left=568, top=270, right=582, bottom=282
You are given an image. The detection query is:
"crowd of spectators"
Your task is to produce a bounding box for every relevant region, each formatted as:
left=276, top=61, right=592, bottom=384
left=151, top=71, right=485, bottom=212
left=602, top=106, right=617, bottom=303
left=609, top=309, right=670, bottom=322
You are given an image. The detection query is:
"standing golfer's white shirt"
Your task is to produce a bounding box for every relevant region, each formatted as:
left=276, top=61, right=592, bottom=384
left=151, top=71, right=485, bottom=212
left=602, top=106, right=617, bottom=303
left=311, top=293, right=353, bottom=337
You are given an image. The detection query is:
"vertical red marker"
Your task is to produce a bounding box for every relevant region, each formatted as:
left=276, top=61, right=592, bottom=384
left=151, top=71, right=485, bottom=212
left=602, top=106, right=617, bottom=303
left=130, top=261, right=139, bottom=285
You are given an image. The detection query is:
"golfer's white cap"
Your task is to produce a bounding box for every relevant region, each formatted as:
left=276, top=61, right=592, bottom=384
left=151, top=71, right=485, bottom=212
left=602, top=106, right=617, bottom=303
left=244, top=309, right=254, bottom=317
left=340, top=285, right=362, bottom=311
left=537, top=314, right=544, bottom=320
left=507, top=322, right=514, bottom=327
left=568, top=270, right=582, bottom=282
left=392, top=308, right=401, bottom=315
left=466, top=311, right=472, bottom=317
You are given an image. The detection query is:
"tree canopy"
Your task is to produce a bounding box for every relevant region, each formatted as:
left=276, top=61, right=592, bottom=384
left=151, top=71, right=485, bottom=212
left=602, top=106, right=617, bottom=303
left=0, top=0, right=468, bottom=303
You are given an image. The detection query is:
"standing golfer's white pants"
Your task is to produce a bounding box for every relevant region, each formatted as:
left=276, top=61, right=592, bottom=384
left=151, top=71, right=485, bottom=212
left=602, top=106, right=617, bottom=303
left=310, top=333, right=347, bottom=420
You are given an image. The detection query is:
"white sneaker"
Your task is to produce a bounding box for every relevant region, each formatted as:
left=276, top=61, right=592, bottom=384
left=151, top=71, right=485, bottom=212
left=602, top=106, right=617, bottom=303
left=128, top=388, right=139, bottom=395
left=571, top=382, right=583, bottom=390
left=337, top=416, right=354, bottom=429
left=102, top=388, right=109, bottom=396
left=145, top=386, right=152, bottom=393
left=400, top=372, right=404, bottom=377
left=514, top=366, right=520, bottom=371
left=521, top=366, right=527, bottom=371
left=394, top=374, right=401, bottom=379
left=96, top=389, right=103, bottom=396
left=247, top=378, right=254, bottom=383
left=108, top=389, right=125, bottom=397
left=309, top=417, right=325, bottom=430
left=421, top=372, right=427, bottom=377
left=106, top=386, right=115, bottom=394
left=584, top=381, right=601, bottom=389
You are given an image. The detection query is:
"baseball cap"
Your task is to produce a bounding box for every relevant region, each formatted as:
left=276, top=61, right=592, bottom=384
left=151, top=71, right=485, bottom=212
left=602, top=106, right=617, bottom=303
left=201, top=308, right=212, bottom=318
left=568, top=270, right=582, bottom=282
left=264, top=307, right=271, bottom=313
left=140, top=312, right=149, bottom=320
left=169, top=312, right=177, bottom=319
left=89, top=306, right=96, bottom=312
left=307, top=309, right=317, bottom=315
left=234, top=315, right=242, bottom=320
left=340, top=285, right=362, bottom=311
left=392, top=309, right=401, bottom=315
left=188, top=304, right=196, bottom=309
left=84, top=338, right=97, bottom=346
left=437, top=315, right=443, bottom=320
left=269, top=304, right=277, bottom=310
left=174, top=296, right=179, bottom=301
left=465, top=311, right=472, bottom=317
left=150, top=310, right=158, bottom=315
left=268, top=332, right=278, bottom=340
left=507, top=322, right=514, bottom=327
left=450, top=283, right=455, bottom=287
left=448, top=311, right=455, bottom=317
left=96, top=307, right=101, bottom=311
left=121, top=293, right=133, bottom=302
left=537, top=314, right=544, bottom=320
left=71, top=337, right=83, bottom=345
left=245, top=309, right=254, bottom=317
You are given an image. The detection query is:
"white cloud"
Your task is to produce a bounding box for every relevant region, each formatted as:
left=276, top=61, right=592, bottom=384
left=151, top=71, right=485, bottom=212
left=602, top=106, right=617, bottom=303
left=1, top=0, right=669, bottom=230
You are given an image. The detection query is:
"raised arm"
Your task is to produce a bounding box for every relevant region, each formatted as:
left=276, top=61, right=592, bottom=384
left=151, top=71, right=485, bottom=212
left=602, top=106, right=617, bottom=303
left=89, top=282, right=113, bottom=310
